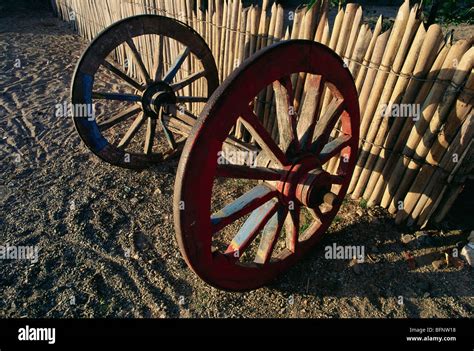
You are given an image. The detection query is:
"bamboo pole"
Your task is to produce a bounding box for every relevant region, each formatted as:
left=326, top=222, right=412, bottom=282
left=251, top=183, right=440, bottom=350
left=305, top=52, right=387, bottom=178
left=262, top=3, right=281, bottom=131
left=314, top=0, right=327, bottom=43
left=235, top=6, right=253, bottom=140
left=348, top=24, right=368, bottom=77
left=289, top=5, right=306, bottom=96
left=293, top=1, right=320, bottom=112
left=254, top=0, right=270, bottom=123
left=265, top=5, right=284, bottom=139
left=355, top=15, right=382, bottom=92
left=344, top=5, right=363, bottom=60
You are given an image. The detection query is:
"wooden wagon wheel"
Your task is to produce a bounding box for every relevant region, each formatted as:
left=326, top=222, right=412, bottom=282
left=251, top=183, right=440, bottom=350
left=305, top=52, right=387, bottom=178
left=71, top=15, right=219, bottom=169
left=174, top=40, right=360, bottom=291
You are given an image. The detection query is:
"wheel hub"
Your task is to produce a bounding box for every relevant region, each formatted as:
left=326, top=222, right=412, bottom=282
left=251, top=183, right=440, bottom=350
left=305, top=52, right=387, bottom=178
left=278, top=155, right=333, bottom=209
left=141, top=81, right=176, bottom=118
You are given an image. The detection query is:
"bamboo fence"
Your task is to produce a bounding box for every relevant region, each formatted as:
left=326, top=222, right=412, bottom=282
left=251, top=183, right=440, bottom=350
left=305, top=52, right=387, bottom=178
left=51, top=0, right=474, bottom=227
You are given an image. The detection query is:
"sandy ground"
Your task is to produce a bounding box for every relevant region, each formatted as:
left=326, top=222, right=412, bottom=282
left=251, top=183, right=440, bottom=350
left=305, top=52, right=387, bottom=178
left=0, top=11, right=473, bottom=318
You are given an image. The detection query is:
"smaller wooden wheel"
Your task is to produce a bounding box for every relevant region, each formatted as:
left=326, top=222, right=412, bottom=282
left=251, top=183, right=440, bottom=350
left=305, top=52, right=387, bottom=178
left=71, top=15, right=219, bottom=169
left=174, top=40, right=360, bottom=291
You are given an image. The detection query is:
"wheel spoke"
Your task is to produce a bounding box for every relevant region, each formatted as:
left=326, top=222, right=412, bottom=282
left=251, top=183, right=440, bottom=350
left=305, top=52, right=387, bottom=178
left=171, top=70, right=206, bottom=92
left=175, top=96, right=208, bottom=103
left=296, top=74, right=324, bottom=149
left=224, top=199, right=279, bottom=258
left=284, top=204, right=300, bottom=253
left=159, top=109, right=177, bottom=149
left=318, top=134, right=352, bottom=164
left=117, top=112, right=146, bottom=148
left=239, top=106, right=288, bottom=167
left=311, top=97, right=344, bottom=154
left=98, top=105, right=141, bottom=132
left=211, top=184, right=278, bottom=234
left=92, top=91, right=141, bottom=102
left=224, top=135, right=260, bottom=154
left=163, top=47, right=191, bottom=83
left=216, top=164, right=284, bottom=181
left=152, top=35, right=164, bottom=81
left=101, top=59, right=145, bottom=91
left=273, top=76, right=298, bottom=152
left=255, top=205, right=287, bottom=264
left=166, top=105, right=197, bottom=126
left=144, top=117, right=157, bottom=154
left=125, top=38, right=151, bottom=85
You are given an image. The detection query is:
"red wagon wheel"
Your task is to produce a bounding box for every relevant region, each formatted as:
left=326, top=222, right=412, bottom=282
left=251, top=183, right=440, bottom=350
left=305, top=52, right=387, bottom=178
left=174, top=40, right=360, bottom=291
left=71, top=15, right=219, bottom=169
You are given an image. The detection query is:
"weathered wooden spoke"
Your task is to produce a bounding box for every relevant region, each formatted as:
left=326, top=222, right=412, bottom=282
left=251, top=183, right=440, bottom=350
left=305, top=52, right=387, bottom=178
left=311, top=97, right=345, bottom=154
left=152, top=35, right=164, bottom=81
left=171, top=70, right=206, bottom=92
left=239, top=106, right=288, bottom=167
left=125, top=38, right=152, bottom=85
left=101, top=59, right=145, bottom=91
left=284, top=204, right=301, bottom=253
left=318, top=134, right=352, bottom=164
left=98, top=105, right=142, bottom=132
left=273, top=76, right=298, bottom=152
left=211, top=184, right=278, bottom=234
left=159, top=109, right=177, bottom=150
left=92, top=91, right=141, bottom=102
left=117, top=112, right=146, bottom=149
left=296, top=74, right=324, bottom=149
left=216, top=164, right=284, bottom=181
left=144, top=116, right=157, bottom=154
left=225, top=199, right=279, bottom=258
left=254, top=206, right=288, bottom=264
left=164, top=47, right=191, bottom=84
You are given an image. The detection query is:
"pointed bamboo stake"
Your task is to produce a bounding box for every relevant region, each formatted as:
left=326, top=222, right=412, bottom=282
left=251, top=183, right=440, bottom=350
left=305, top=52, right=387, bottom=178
left=314, top=0, right=328, bottom=43
left=355, top=15, right=382, bottom=92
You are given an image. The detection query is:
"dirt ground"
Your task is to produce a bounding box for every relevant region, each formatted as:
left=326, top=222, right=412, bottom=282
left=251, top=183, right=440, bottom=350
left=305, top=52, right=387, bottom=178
left=0, top=11, right=473, bottom=319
